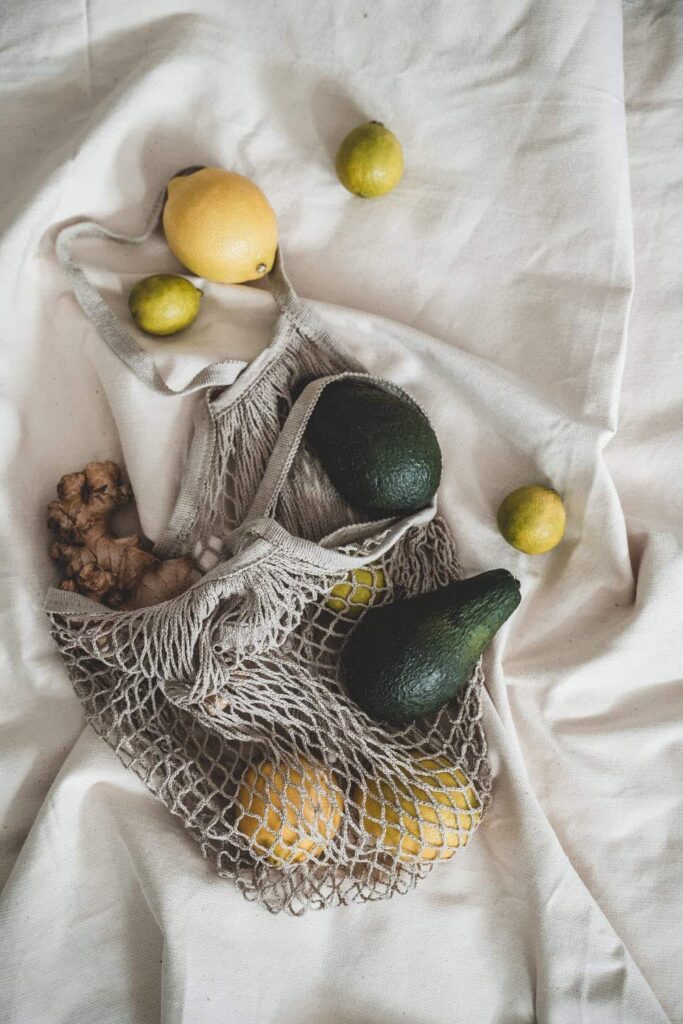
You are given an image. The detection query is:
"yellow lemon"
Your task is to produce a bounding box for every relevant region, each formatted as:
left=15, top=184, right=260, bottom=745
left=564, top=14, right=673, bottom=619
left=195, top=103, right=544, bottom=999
left=162, top=167, right=278, bottom=284
left=326, top=565, right=387, bottom=618
left=128, top=274, right=202, bottom=336
left=235, top=758, right=343, bottom=867
left=497, top=484, right=566, bottom=555
left=353, top=755, right=481, bottom=862
left=335, top=121, right=404, bottom=198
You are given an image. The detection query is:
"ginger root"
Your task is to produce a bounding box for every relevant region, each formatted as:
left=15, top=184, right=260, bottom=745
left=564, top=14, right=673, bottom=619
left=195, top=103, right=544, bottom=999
left=48, top=461, right=199, bottom=610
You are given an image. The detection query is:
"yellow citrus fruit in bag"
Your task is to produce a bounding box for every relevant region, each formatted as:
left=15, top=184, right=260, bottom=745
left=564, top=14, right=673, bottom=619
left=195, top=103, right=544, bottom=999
left=163, top=167, right=278, bottom=284
left=326, top=565, right=387, bottom=618
left=353, top=755, right=481, bottom=862
left=497, top=484, right=566, bottom=555
left=335, top=121, right=404, bottom=198
left=235, top=758, right=343, bottom=866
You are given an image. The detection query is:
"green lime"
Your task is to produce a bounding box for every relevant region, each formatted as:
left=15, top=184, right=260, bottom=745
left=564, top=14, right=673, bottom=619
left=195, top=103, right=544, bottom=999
left=335, top=121, right=404, bottom=198
left=128, top=274, right=202, bottom=336
left=497, top=484, right=566, bottom=555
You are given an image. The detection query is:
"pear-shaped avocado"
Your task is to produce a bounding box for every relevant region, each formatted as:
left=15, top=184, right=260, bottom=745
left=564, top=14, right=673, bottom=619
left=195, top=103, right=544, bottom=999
left=343, top=569, right=521, bottom=725
left=305, top=379, right=442, bottom=515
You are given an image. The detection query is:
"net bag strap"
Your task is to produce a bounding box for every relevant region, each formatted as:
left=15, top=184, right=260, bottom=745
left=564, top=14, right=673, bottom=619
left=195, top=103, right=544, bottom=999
left=233, top=511, right=436, bottom=573
left=228, top=371, right=438, bottom=572
left=55, top=188, right=298, bottom=395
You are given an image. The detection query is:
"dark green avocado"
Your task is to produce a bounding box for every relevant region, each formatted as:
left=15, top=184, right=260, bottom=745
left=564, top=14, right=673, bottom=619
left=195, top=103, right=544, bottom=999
left=305, top=379, right=442, bottom=515
left=343, top=569, right=521, bottom=725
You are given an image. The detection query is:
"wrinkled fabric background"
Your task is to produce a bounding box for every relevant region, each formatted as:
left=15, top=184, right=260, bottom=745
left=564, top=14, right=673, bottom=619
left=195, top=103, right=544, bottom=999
left=1, top=2, right=682, bottom=1022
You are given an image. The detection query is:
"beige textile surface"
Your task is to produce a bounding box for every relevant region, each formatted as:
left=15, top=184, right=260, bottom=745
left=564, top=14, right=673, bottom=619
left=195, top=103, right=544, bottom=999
left=1, top=1, right=682, bottom=1021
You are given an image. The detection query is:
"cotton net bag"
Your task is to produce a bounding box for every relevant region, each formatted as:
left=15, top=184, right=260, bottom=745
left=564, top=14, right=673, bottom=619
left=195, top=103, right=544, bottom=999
left=46, top=192, right=492, bottom=915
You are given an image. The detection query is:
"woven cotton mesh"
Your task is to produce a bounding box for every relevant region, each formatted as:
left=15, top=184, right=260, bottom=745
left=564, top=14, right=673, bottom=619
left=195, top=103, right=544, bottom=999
left=177, top=323, right=355, bottom=560
left=47, top=307, right=492, bottom=915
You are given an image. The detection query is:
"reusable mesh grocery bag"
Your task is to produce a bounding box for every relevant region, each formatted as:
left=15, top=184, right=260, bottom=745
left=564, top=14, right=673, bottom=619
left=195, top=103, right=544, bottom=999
left=47, top=193, right=492, bottom=914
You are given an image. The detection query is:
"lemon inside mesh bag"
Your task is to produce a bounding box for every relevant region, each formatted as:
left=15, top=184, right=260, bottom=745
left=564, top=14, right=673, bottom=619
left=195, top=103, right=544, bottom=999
left=353, top=755, right=481, bottom=862
left=235, top=758, right=344, bottom=866
left=325, top=565, right=387, bottom=618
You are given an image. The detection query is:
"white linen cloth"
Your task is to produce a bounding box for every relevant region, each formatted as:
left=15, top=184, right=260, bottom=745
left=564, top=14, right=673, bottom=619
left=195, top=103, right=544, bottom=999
left=1, top=1, right=681, bottom=1022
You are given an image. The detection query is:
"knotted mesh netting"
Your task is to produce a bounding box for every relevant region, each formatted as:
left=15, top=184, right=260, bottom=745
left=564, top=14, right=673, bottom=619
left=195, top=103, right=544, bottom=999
left=47, top=235, right=492, bottom=914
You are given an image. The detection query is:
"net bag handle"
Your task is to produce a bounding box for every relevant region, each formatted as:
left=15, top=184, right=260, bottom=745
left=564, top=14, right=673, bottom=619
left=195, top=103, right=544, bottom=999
left=54, top=188, right=298, bottom=396
left=228, top=371, right=438, bottom=573
left=55, top=189, right=439, bottom=576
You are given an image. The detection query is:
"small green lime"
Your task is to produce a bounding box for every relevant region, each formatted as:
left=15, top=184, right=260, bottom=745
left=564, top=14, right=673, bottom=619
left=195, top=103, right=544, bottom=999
left=128, top=274, right=202, bottom=337
left=335, top=121, right=404, bottom=198
left=497, top=484, right=566, bottom=555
